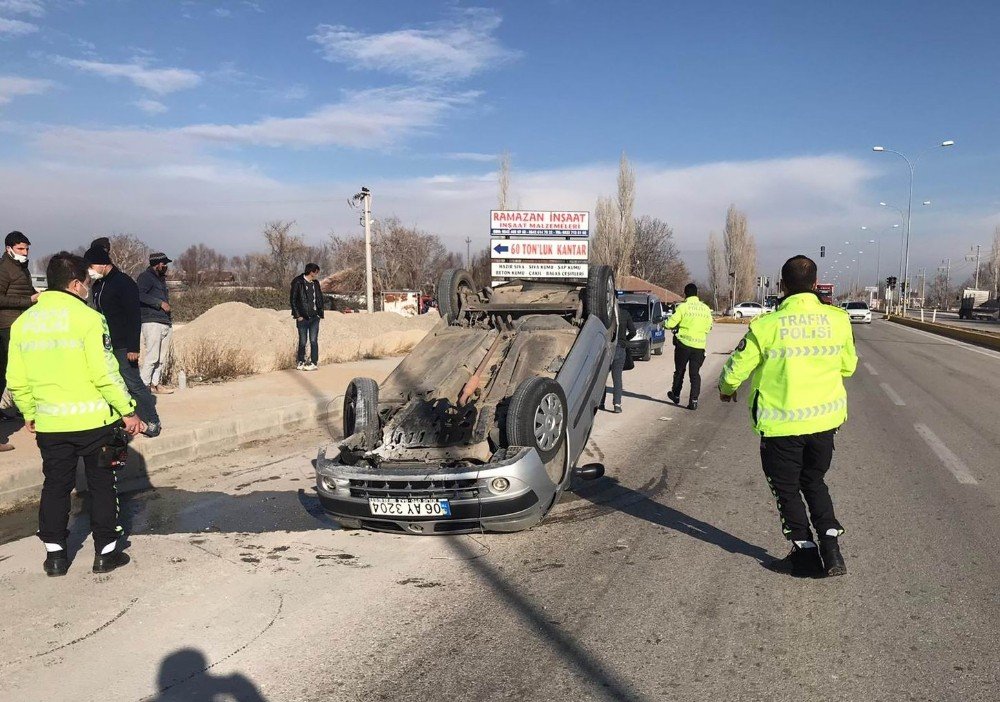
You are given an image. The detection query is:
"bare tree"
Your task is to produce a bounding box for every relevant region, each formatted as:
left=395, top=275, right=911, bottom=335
left=591, top=195, right=618, bottom=272
left=706, top=230, right=728, bottom=311
left=470, top=246, right=492, bottom=288
left=177, top=243, right=228, bottom=286
left=615, top=152, right=636, bottom=278
left=926, top=271, right=953, bottom=309
left=261, top=220, right=307, bottom=289
left=109, top=234, right=151, bottom=277
left=632, top=215, right=689, bottom=292
left=497, top=151, right=511, bottom=210
left=988, top=225, right=1000, bottom=297
left=723, top=205, right=757, bottom=304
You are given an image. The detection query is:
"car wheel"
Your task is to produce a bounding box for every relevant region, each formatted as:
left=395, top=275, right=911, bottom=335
left=653, top=345, right=663, bottom=356
left=641, top=343, right=651, bottom=362
left=735, top=311, right=742, bottom=318
left=437, top=268, right=476, bottom=324
left=343, top=377, right=380, bottom=448
left=584, top=264, right=617, bottom=332
left=506, top=376, right=568, bottom=471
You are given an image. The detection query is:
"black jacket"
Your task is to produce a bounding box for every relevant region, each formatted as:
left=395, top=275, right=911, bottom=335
left=290, top=275, right=324, bottom=319
left=136, top=267, right=171, bottom=325
left=616, top=306, right=637, bottom=348
left=0, top=253, right=36, bottom=330
left=92, top=266, right=142, bottom=353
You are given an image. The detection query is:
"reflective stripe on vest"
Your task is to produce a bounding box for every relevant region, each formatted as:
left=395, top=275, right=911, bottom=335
left=757, top=397, right=847, bottom=423
left=766, top=344, right=844, bottom=359
left=36, top=400, right=111, bottom=417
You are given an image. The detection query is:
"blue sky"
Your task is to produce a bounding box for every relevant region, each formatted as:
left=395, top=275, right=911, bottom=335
left=2, top=0, right=998, bottom=286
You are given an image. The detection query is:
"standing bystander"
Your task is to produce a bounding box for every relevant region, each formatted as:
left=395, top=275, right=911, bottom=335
left=137, top=252, right=174, bottom=394
left=0, top=231, right=39, bottom=447
left=86, top=245, right=162, bottom=437
left=601, top=302, right=636, bottom=413
left=6, top=252, right=143, bottom=576
left=290, top=263, right=324, bottom=371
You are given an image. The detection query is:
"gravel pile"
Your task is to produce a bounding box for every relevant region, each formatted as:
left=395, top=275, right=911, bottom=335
left=171, top=302, right=439, bottom=376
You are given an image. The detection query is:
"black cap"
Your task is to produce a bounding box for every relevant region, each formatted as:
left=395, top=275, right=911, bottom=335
left=149, top=252, right=172, bottom=265
left=90, top=237, right=111, bottom=252
left=84, top=245, right=112, bottom=265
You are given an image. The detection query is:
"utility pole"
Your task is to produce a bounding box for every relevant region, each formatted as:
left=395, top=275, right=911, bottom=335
left=966, top=244, right=982, bottom=289
left=351, top=186, right=374, bottom=314
left=939, top=257, right=951, bottom=311
left=918, top=267, right=927, bottom=306
left=465, top=237, right=472, bottom=269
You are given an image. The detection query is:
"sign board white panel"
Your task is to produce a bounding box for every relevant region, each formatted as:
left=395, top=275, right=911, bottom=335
left=490, top=210, right=589, bottom=236
left=491, top=262, right=589, bottom=279
left=864, top=286, right=878, bottom=293
left=490, top=238, right=589, bottom=260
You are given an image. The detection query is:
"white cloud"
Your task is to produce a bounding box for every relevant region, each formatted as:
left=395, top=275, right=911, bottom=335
left=179, top=87, right=478, bottom=148
left=0, top=16, right=37, bottom=35
left=134, top=98, right=167, bottom=114
left=444, top=151, right=498, bottom=162
left=0, top=75, right=54, bottom=104
left=310, top=7, right=519, bottom=81
left=58, top=57, right=201, bottom=94
left=0, top=0, right=45, bottom=16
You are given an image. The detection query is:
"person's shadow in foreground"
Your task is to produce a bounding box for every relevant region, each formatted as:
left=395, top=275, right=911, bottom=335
left=151, top=648, right=269, bottom=701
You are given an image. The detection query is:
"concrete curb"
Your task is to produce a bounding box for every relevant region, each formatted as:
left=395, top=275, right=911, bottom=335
left=0, top=394, right=345, bottom=513
left=886, top=315, right=1000, bottom=351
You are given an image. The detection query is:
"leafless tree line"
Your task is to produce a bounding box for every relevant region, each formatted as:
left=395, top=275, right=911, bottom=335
left=705, top=204, right=758, bottom=310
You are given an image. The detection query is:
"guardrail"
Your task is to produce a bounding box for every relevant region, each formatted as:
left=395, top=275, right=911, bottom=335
left=885, top=315, right=1000, bottom=352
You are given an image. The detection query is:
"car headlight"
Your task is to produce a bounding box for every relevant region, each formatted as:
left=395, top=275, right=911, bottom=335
left=633, top=328, right=646, bottom=340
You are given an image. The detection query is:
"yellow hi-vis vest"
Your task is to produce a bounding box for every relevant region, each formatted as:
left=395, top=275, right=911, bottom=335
left=6, top=290, right=136, bottom=433
left=718, top=292, right=857, bottom=437
left=665, top=296, right=714, bottom=349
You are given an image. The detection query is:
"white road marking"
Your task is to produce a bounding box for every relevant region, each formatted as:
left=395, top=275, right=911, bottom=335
left=913, top=423, right=979, bottom=485
left=884, top=320, right=1000, bottom=361
left=863, top=362, right=879, bottom=376
left=879, top=382, right=906, bottom=406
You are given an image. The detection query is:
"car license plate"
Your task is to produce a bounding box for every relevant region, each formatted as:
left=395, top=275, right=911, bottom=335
left=368, top=498, right=452, bottom=518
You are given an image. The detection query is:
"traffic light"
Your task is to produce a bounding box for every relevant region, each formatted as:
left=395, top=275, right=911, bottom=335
left=886, top=276, right=897, bottom=289
left=820, top=246, right=826, bottom=258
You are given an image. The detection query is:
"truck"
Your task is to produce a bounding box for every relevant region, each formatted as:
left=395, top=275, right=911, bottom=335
left=815, top=283, right=835, bottom=305
left=959, top=289, right=999, bottom=320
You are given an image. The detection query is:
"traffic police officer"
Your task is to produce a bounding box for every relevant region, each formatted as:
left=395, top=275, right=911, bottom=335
left=718, top=255, right=857, bottom=578
left=665, top=283, right=714, bottom=410
left=6, top=252, right=144, bottom=576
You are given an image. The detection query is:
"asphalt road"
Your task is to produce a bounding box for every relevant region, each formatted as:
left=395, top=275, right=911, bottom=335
left=2, top=319, right=999, bottom=701
left=903, top=308, right=1000, bottom=335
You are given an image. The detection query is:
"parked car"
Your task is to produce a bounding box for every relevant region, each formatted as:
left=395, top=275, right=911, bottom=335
left=617, top=291, right=666, bottom=360
left=314, top=266, right=618, bottom=535
left=727, top=301, right=765, bottom=318
left=843, top=301, right=872, bottom=324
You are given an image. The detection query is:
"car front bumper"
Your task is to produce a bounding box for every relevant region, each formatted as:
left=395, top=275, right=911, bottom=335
left=314, top=446, right=556, bottom=535
left=626, top=338, right=650, bottom=355
left=849, top=314, right=872, bottom=323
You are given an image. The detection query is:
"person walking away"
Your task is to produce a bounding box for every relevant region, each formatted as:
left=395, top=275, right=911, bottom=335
left=137, top=253, right=174, bottom=394
left=6, top=252, right=144, bottom=576
left=0, top=231, right=39, bottom=445
left=601, top=302, right=636, bottom=413
left=86, top=245, right=161, bottom=437
left=290, top=263, right=324, bottom=371
left=665, top=283, right=714, bottom=410
left=718, top=255, right=857, bottom=578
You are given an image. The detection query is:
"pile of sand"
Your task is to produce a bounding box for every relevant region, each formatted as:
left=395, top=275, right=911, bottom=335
left=172, top=302, right=439, bottom=377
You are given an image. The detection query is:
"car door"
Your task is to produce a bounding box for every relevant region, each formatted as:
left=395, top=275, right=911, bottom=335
left=651, top=300, right=665, bottom=345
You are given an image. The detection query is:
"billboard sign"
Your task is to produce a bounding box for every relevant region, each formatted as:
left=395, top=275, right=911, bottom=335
left=490, top=238, right=588, bottom=260
left=491, top=262, right=589, bottom=280
left=490, top=210, right=589, bottom=237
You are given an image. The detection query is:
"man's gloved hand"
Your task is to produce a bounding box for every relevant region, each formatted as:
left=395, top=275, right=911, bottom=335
left=720, top=391, right=737, bottom=402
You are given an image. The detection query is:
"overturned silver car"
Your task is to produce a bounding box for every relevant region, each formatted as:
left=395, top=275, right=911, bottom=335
left=314, top=265, right=617, bottom=534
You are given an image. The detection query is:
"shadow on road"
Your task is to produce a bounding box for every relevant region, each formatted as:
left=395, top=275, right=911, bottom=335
left=147, top=648, right=269, bottom=701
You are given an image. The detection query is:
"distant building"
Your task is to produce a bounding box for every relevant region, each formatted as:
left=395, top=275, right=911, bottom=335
left=618, top=275, right=684, bottom=303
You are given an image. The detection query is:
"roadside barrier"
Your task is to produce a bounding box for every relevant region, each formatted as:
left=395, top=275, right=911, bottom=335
left=886, top=315, right=1000, bottom=352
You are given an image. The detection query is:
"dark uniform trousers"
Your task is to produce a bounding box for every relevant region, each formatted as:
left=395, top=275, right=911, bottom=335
left=36, top=424, right=120, bottom=552
left=759, top=428, right=842, bottom=542
left=671, top=340, right=706, bottom=401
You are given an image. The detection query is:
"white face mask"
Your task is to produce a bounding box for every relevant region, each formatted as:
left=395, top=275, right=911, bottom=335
left=6, top=248, right=27, bottom=264
left=88, top=268, right=104, bottom=280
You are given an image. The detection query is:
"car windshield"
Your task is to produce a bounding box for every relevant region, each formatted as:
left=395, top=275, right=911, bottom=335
left=846, top=302, right=869, bottom=310
left=623, top=303, right=649, bottom=322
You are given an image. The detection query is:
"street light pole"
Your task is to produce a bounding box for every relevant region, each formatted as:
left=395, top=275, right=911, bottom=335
left=873, top=140, right=954, bottom=315
left=351, top=186, right=374, bottom=314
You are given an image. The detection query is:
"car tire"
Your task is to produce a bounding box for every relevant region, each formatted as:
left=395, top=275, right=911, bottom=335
left=584, top=264, right=617, bottom=332
left=641, top=343, right=651, bottom=362
left=506, top=376, right=568, bottom=467
left=735, top=311, right=742, bottom=318
left=437, top=268, right=476, bottom=324
left=653, top=345, right=663, bottom=356
left=343, top=377, right=380, bottom=448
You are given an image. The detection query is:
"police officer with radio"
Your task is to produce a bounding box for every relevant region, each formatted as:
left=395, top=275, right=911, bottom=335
left=665, top=283, right=714, bottom=410
left=718, top=255, right=857, bottom=578
left=6, top=252, right=144, bottom=577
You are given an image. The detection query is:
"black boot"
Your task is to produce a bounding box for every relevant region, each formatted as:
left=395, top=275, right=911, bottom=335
left=667, top=390, right=680, bottom=405
left=43, top=552, right=69, bottom=577
left=688, top=399, right=699, bottom=411
left=819, top=538, right=847, bottom=577
left=769, top=544, right=823, bottom=578
left=93, top=550, right=130, bottom=574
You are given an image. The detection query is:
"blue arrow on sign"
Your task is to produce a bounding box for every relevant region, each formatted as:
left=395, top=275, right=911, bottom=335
left=493, top=243, right=509, bottom=255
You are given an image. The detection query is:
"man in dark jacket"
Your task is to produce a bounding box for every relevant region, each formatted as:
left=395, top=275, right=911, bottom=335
left=86, top=246, right=161, bottom=437
left=137, top=252, right=174, bottom=394
left=601, top=302, right=637, bottom=413
left=0, top=231, right=39, bottom=448
left=290, top=263, right=324, bottom=371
